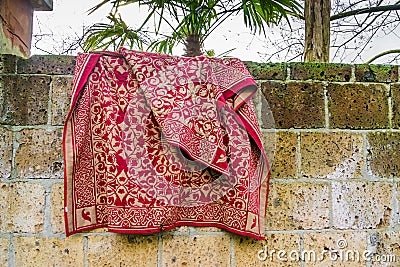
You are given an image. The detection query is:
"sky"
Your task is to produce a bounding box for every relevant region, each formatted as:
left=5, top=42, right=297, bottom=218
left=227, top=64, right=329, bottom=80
left=31, top=0, right=400, bottom=63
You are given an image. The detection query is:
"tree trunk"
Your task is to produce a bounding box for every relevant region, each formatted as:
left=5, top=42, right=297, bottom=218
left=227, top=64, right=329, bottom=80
left=183, top=34, right=202, bottom=57
left=303, top=0, right=331, bottom=62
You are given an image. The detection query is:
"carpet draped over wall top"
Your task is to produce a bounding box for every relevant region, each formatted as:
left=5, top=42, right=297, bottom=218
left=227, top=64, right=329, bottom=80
left=63, top=47, right=270, bottom=239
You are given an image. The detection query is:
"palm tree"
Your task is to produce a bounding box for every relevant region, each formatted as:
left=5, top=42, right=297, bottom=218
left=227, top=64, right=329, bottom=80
left=84, top=0, right=302, bottom=57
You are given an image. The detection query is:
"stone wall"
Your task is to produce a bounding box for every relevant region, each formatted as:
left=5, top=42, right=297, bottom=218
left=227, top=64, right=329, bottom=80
left=0, top=54, right=399, bottom=266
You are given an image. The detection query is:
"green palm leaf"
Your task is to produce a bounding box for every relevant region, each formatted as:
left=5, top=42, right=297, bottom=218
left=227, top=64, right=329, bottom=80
left=84, top=0, right=303, bottom=55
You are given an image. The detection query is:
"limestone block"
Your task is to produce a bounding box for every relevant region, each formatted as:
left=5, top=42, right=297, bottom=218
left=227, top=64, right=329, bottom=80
left=87, top=235, right=158, bottom=266
left=355, top=65, right=398, bottom=83
left=0, top=54, right=16, bottom=73
left=266, top=182, right=330, bottom=230
left=0, top=75, right=50, bottom=125
left=368, top=231, right=400, bottom=267
left=367, top=132, right=400, bottom=178
left=234, top=233, right=300, bottom=266
left=302, top=232, right=367, bottom=267
left=328, top=83, right=389, bottom=129
left=392, top=84, right=400, bottom=128
left=162, top=234, right=230, bottom=267
left=51, top=76, right=73, bottom=125
left=245, top=62, right=287, bottom=80
left=17, top=55, right=75, bottom=75
left=14, top=129, right=63, bottom=178
left=50, top=183, right=64, bottom=233
left=0, top=127, right=12, bottom=179
left=0, top=238, right=10, bottom=266
left=332, top=182, right=393, bottom=229
left=0, top=182, right=45, bottom=233
left=290, top=62, right=352, bottom=82
left=301, top=132, right=363, bottom=179
left=263, top=132, right=297, bottom=179
left=14, top=236, right=84, bottom=267
left=262, top=81, right=325, bottom=129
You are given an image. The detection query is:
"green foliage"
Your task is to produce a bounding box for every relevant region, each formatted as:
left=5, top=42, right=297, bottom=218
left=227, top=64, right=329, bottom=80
left=83, top=14, right=147, bottom=51
left=84, top=0, right=303, bottom=54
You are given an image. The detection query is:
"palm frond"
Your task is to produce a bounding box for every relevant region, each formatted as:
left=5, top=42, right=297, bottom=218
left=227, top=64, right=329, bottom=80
left=83, top=13, right=148, bottom=51
left=84, top=0, right=303, bottom=55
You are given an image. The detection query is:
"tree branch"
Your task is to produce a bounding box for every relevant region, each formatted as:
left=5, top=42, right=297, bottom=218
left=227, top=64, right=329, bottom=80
left=366, top=49, right=400, bottom=63
left=331, top=4, right=400, bottom=21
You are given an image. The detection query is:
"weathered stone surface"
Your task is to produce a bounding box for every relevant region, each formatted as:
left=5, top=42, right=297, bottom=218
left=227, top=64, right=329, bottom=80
left=88, top=235, right=158, bottom=266
left=301, top=133, right=363, bottom=179
left=244, top=62, right=287, bottom=80
left=17, top=55, right=76, bottom=75
left=0, top=238, right=10, bottom=266
left=51, top=76, right=73, bottom=125
left=162, top=234, right=230, bottom=266
left=368, top=232, right=400, bottom=267
left=355, top=64, right=398, bottom=83
left=234, top=233, right=300, bottom=266
left=266, top=182, right=330, bottom=230
left=14, top=129, right=63, bottom=178
left=14, top=236, right=84, bottom=267
left=391, top=83, right=400, bottom=128
left=261, top=81, right=325, bottom=128
left=191, top=226, right=221, bottom=232
left=82, top=227, right=108, bottom=234
left=259, top=92, right=276, bottom=129
left=302, top=232, right=367, bottom=267
left=0, top=184, right=9, bottom=232
left=0, top=127, right=12, bottom=179
left=0, top=54, right=16, bottom=73
left=332, top=182, right=393, bottom=229
left=252, top=87, right=261, bottom=109
left=367, top=132, right=400, bottom=178
left=50, top=183, right=64, bottom=233
left=290, top=62, right=352, bottom=82
left=0, top=75, right=50, bottom=125
left=0, top=182, right=45, bottom=233
left=328, top=83, right=389, bottom=129
left=263, top=132, right=297, bottom=179
left=398, top=182, right=400, bottom=228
